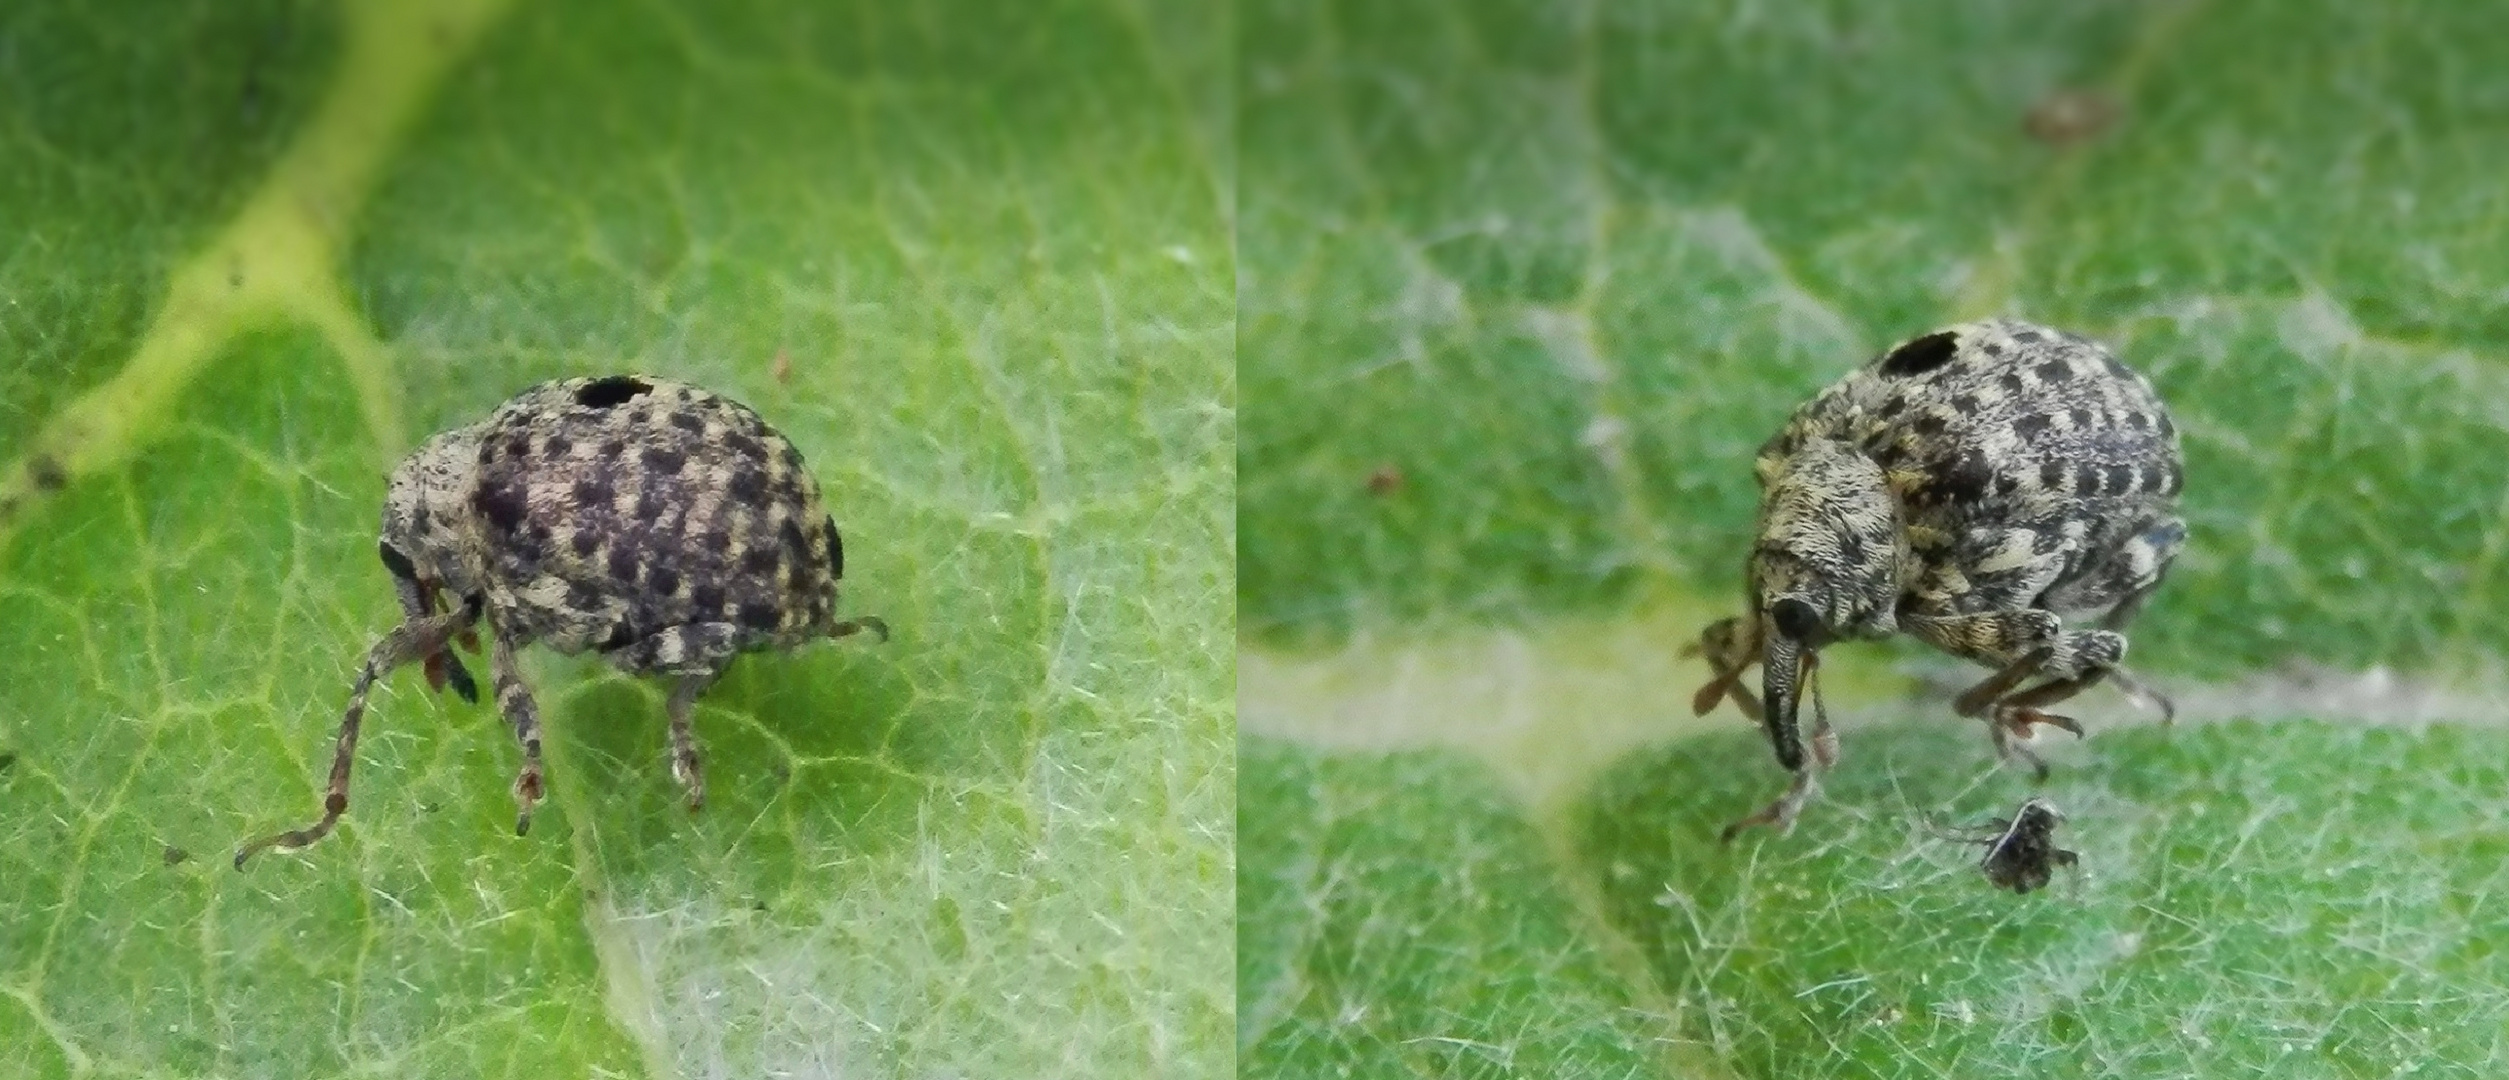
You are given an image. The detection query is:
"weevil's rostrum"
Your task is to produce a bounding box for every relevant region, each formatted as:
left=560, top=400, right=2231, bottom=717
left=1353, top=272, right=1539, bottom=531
left=238, top=375, right=886, bottom=866
left=1701, top=319, right=2185, bottom=839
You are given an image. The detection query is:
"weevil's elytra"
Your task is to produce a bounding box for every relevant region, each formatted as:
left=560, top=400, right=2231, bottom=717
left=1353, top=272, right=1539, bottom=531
left=1698, top=319, right=2184, bottom=840
left=236, top=375, right=889, bottom=867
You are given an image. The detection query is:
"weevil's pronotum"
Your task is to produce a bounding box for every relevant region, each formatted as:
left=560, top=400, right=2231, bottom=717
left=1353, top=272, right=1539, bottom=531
left=1694, top=320, right=2184, bottom=840
left=237, top=375, right=887, bottom=867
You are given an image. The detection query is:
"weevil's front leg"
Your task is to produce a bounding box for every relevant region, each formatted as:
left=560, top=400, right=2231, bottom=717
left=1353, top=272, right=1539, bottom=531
left=1721, top=653, right=1835, bottom=841
left=235, top=599, right=481, bottom=867
left=489, top=632, right=548, bottom=835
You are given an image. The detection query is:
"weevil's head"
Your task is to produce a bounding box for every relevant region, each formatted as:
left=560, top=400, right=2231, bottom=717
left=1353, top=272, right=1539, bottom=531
left=380, top=425, right=490, bottom=607
left=1746, top=437, right=1902, bottom=770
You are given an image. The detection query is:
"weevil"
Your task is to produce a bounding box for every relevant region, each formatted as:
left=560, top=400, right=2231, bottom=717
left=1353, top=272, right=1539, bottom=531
left=237, top=375, right=888, bottom=866
left=1696, top=320, right=2184, bottom=840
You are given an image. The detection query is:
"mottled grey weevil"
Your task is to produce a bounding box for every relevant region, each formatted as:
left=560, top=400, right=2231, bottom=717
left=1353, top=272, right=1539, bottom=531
left=237, top=375, right=887, bottom=866
left=1695, top=319, right=2184, bottom=840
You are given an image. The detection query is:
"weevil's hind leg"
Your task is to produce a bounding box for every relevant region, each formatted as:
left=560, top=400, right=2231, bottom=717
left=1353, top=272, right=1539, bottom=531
left=607, top=623, right=746, bottom=813
left=488, top=632, right=548, bottom=836
left=2105, top=664, right=2175, bottom=724
left=666, top=666, right=726, bottom=811
left=235, top=601, right=481, bottom=868
left=828, top=615, right=890, bottom=643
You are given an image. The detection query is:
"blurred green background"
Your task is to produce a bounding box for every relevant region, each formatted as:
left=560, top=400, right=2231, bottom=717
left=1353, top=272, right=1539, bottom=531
left=1241, top=1, right=2509, bottom=1077
left=0, top=1, right=1232, bottom=1076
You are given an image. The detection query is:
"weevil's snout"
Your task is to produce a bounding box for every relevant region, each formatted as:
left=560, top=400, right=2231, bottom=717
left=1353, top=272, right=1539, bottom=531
left=1758, top=596, right=1826, bottom=771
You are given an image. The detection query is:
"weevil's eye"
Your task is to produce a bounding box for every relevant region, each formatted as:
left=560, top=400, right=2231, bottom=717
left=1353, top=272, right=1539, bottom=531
left=576, top=375, right=654, bottom=408
left=1769, top=597, right=1822, bottom=642
left=378, top=540, right=420, bottom=582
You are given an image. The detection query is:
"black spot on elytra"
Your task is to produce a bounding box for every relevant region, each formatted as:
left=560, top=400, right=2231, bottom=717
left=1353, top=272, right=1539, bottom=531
left=573, top=477, right=612, bottom=509
left=725, top=432, right=766, bottom=462
left=779, top=442, right=806, bottom=471
left=2105, top=463, right=2134, bottom=495
left=2013, top=413, right=2051, bottom=441
left=571, top=530, right=600, bottom=557
left=727, top=469, right=768, bottom=504
left=1951, top=394, right=1982, bottom=416
left=824, top=516, right=844, bottom=577
left=737, top=600, right=780, bottom=630
left=29, top=455, right=67, bottom=491
left=2035, top=358, right=2071, bottom=383
left=2102, top=353, right=2132, bottom=378
left=651, top=565, right=681, bottom=596
left=474, top=482, right=528, bottom=532
left=1999, top=372, right=2027, bottom=397
left=1936, top=450, right=1995, bottom=505
left=633, top=493, right=663, bottom=526
left=1879, top=331, right=1960, bottom=376
left=576, top=376, right=653, bottom=408
left=2040, top=461, right=2068, bottom=491
left=544, top=435, right=572, bottom=457
left=565, top=582, right=606, bottom=612
left=2012, top=327, right=2046, bottom=344
left=670, top=411, right=706, bottom=434
left=600, top=439, right=626, bottom=459
left=599, top=624, right=635, bottom=652
left=378, top=541, right=419, bottom=581
left=2075, top=463, right=2109, bottom=496
left=639, top=446, right=686, bottom=475
left=606, top=547, right=639, bottom=583
left=1876, top=396, right=1908, bottom=420
left=503, top=435, right=531, bottom=461
left=2156, top=413, right=2177, bottom=439
left=691, top=582, right=726, bottom=617
left=2067, top=408, right=2095, bottom=431
left=741, top=546, right=780, bottom=576
left=779, top=518, right=810, bottom=556
left=1911, top=413, right=1950, bottom=438
left=2125, top=411, right=2151, bottom=431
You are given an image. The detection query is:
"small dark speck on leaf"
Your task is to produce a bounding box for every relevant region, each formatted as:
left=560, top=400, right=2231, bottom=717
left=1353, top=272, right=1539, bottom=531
left=29, top=455, right=67, bottom=491
left=0, top=751, right=17, bottom=772
left=1365, top=465, right=1405, bottom=496
left=2024, top=89, right=2120, bottom=146
left=163, top=845, right=191, bottom=866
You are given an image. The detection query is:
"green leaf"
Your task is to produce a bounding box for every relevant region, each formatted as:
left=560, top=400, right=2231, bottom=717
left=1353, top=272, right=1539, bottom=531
left=0, top=1, right=1232, bottom=1077
left=1240, top=0, right=2509, bottom=1076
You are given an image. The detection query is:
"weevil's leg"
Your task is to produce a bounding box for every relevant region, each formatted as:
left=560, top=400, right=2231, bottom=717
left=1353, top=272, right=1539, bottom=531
left=1904, top=608, right=2129, bottom=776
left=1724, top=652, right=1829, bottom=840
left=235, top=600, right=481, bottom=868
left=1721, top=767, right=1819, bottom=842
left=2104, top=664, right=2175, bottom=724
left=489, top=632, right=548, bottom=836
left=390, top=567, right=478, bottom=703
left=666, top=666, right=726, bottom=811
left=607, top=623, right=747, bottom=812
left=828, top=615, right=890, bottom=643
